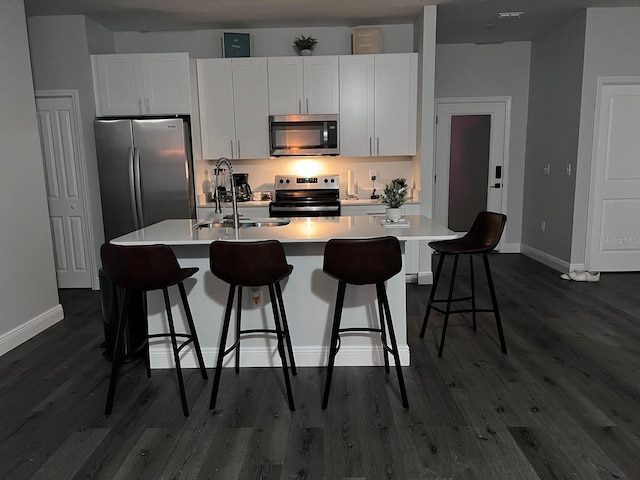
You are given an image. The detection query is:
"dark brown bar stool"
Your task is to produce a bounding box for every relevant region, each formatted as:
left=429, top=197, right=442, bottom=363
left=209, top=240, right=296, bottom=411
left=100, top=243, right=208, bottom=417
left=322, top=236, right=409, bottom=409
left=419, top=211, right=508, bottom=357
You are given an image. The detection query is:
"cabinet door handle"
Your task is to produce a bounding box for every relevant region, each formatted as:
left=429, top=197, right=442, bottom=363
left=138, top=99, right=143, bottom=115
left=377, top=137, right=380, bottom=156
left=237, top=140, right=241, bottom=159
left=369, top=137, right=372, bottom=156
left=145, top=97, right=150, bottom=113
left=230, top=140, right=234, bottom=158
left=306, top=98, right=309, bottom=114
left=298, top=99, right=302, bottom=114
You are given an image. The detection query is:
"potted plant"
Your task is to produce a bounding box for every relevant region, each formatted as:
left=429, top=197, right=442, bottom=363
left=293, top=34, right=318, bottom=56
left=380, top=177, right=408, bottom=222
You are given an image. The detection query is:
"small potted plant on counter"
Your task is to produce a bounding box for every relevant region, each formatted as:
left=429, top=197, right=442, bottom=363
left=293, top=34, right=318, bottom=56
left=380, top=177, right=408, bottom=222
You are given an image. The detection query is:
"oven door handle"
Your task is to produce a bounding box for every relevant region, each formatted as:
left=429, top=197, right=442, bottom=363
left=270, top=205, right=340, bottom=212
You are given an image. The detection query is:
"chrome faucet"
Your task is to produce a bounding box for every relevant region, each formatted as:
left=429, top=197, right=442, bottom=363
left=214, top=157, right=239, bottom=229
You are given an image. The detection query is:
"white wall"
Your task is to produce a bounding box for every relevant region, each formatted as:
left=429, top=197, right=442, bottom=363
left=434, top=42, right=531, bottom=247
left=114, top=24, right=414, bottom=58
left=522, top=12, right=586, bottom=263
left=0, top=0, right=61, bottom=356
left=571, top=7, right=640, bottom=268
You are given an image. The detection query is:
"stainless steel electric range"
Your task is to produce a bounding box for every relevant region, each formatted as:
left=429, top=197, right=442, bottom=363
left=269, top=174, right=340, bottom=217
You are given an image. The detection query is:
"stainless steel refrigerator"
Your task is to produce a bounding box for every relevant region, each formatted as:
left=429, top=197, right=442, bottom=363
left=94, top=117, right=196, bottom=241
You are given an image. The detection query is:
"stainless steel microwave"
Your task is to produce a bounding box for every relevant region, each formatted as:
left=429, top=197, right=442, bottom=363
left=269, top=114, right=339, bottom=156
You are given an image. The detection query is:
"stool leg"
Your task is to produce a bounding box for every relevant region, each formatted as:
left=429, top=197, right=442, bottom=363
left=420, top=253, right=445, bottom=338
left=178, top=282, right=207, bottom=380
left=235, top=287, right=243, bottom=374
left=105, top=290, right=131, bottom=415
left=470, top=255, right=477, bottom=332
left=483, top=254, right=507, bottom=354
left=377, top=293, right=390, bottom=373
left=275, top=282, right=296, bottom=375
left=322, top=281, right=346, bottom=410
left=268, top=284, right=295, bottom=411
left=210, top=285, right=235, bottom=410
left=163, top=287, right=189, bottom=417
left=438, top=254, right=459, bottom=357
left=377, top=282, right=409, bottom=409
left=143, top=292, right=151, bottom=378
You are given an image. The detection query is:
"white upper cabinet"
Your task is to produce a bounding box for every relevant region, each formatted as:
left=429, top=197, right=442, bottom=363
left=92, top=53, right=190, bottom=116
left=268, top=56, right=339, bottom=115
left=197, top=58, right=270, bottom=160
left=339, top=53, right=417, bottom=157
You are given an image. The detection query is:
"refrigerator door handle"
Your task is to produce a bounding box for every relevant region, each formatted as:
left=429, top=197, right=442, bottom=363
left=133, top=147, right=145, bottom=228
left=127, top=146, right=140, bottom=230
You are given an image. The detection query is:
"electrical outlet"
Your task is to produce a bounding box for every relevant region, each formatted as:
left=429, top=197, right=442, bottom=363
left=541, top=220, right=546, bottom=232
left=566, top=164, right=572, bottom=176
left=543, top=164, right=550, bottom=175
left=369, top=170, right=377, bottom=181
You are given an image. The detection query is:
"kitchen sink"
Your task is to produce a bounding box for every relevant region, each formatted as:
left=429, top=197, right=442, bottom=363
left=194, top=218, right=290, bottom=229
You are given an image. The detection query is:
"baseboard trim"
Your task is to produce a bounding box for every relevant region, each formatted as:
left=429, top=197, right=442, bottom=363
left=149, top=344, right=411, bottom=368
left=0, top=304, right=64, bottom=356
left=499, top=242, right=521, bottom=253
left=520, top=244, right=570, bottom=272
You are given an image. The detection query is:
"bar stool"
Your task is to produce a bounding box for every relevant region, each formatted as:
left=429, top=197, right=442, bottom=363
left=322, top=236, right=409, bottom=409
left=419, top=211, right=508, bottom=357
left=209, top=240, right=296, bottom=411
left=100, top=243, right=208, bottom=417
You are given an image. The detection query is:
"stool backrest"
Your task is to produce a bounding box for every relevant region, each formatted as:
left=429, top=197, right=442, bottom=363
left=209, top=240, right=292, bottom=286
left=323, top=236, right=402, bottom=285
left=101, top=243, right=183, bottom=291
left=463, top=211, right=507, bottom=252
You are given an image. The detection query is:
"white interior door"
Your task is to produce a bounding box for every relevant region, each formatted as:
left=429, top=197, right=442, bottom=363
left=587, top=80, right=640, bottom=271
left=435, top=98, right=509, bottom=238
left=36, top=93, right=93, bottom=288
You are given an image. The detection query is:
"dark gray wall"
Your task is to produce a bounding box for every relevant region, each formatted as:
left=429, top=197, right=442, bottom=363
left=27, top=15, right=115, bottom=282
left=522, top=11, right=586, bottom=261
left=435, top=42, right=531, bottom=249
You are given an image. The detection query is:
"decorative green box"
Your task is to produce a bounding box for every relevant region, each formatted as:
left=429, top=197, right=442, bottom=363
left=223, top=32, right=251, bottom=58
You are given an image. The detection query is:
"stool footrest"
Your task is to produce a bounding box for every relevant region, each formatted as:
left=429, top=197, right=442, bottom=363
left=147, top=333, right=196, bottom=353
left=430, top=305, right=496, bottom=316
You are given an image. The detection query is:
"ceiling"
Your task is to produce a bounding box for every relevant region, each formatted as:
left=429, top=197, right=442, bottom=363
left=22, top=0, right=640, bottom=44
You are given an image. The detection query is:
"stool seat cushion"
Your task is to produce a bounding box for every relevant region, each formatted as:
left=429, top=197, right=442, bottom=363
left=429, top=211, right=507, bottom=255
left=101, top=243, right=198, bottom=291
left=323, top=236, right=402, bottom=285
left=209, top=240, right=293, bottom=287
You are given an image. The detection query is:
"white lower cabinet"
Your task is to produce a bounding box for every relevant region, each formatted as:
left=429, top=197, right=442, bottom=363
left=341, top=203, right=420, bottom=275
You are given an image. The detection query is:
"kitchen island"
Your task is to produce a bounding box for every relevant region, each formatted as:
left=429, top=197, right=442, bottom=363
left=111, top=216, right=456, bottom=368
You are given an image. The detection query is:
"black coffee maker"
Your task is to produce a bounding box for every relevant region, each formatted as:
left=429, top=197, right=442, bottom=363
left=233, top=173, right=252, bottom=202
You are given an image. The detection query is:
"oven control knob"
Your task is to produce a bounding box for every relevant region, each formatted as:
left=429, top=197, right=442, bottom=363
left=330, top=178, right=335, bottom=183
left=324, top=178, right=328, bottom=183
left=279, top=179, right=284, bottom=184
left=286, top=179, right=290, bottom=184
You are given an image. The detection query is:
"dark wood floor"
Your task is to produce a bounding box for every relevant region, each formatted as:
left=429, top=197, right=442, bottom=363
left=1, top=254, right=639, bottom=479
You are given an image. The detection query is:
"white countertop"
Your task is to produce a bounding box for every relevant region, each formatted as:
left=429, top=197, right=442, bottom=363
left=111, top=215, right=456, bottom=246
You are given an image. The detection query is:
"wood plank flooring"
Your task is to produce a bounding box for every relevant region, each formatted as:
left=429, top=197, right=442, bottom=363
left=1, top=254, right=639, bottom=479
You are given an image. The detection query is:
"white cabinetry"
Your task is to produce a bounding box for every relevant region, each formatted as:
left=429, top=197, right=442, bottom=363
left=339, top=53, right=417, bottom=157
left=197, top=58, right=270, bottom=159
left=92, top=53, right=190, bottom=116
left=267, top=56, right=339, bottom=114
